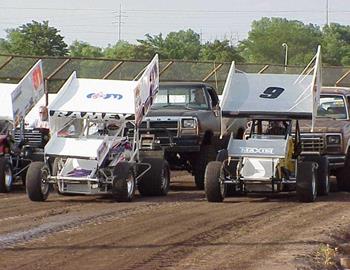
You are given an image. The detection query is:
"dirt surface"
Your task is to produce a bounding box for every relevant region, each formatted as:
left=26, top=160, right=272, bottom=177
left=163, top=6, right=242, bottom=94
left=0, top=173, right=350, bottom=270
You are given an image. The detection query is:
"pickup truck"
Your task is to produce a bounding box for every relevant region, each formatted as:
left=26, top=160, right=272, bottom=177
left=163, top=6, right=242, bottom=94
left=142, top=82, right=246, bottom=189
left=300, top=87, right=350, bottom=191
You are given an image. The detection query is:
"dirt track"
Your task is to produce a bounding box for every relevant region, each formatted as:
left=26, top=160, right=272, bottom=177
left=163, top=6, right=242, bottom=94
left=0, top=173, right=349, bottom=270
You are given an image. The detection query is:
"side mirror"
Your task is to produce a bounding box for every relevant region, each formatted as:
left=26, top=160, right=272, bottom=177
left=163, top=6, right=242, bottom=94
left=213, top=105, right=220, bottom=117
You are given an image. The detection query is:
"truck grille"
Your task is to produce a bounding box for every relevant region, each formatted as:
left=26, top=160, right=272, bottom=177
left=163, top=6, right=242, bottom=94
left=14, top=129, right=48, bottom=148
left=300, top=134, right=325, bottom=153
left=141, top=121, right=178, bottom=129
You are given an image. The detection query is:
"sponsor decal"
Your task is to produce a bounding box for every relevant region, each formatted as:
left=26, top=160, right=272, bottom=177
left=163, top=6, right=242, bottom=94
left=32, top=65, right=43, bottom=90
left=240, top=147, right=274, bottom=155
left=11, top=86, right=22, bottom=102
left=50, top=110, right=123, bottom=120
left=86, top=92, right=123, bottom=100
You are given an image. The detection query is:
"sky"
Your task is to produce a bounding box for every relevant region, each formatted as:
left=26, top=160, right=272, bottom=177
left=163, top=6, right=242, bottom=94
left=0, top=0, right=349, bottom=48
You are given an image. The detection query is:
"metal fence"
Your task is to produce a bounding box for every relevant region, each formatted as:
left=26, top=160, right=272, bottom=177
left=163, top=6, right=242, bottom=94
left=1, top=54, right=350, bottom=94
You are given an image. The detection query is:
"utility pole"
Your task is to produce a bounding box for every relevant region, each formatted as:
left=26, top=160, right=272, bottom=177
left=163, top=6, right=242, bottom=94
left=113, top=4, right=126, bottom=43
left=118, top=4, right=122, bottom=42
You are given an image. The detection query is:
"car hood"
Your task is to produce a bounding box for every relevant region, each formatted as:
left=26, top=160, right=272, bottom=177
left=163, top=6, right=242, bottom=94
left=146, top=109, right=202, bottom=118
left=299, top=119, right=348, bottom=133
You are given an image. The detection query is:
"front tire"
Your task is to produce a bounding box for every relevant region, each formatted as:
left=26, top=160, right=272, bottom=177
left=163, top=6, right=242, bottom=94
left=26, top=161, right=50, bottom=202
left=316, top=156, right=329, bottom=196
left=296, top=161, right=317, bottom=203
left=205, top=161, right=225, bottom=202
left=112, top=163, right=136, bottom=202
left=336, top=157, right=350, bottom=191
left=0, top=157, right=13, bottom=193
left=138, top=158, right=170, bottom=196
left=194, top=145, right=216, bottom=190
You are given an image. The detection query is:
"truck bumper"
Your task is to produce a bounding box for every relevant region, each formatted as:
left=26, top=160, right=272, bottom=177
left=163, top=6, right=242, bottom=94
left=326, top=155, right=346, bottom=169
left=161, top=137, right=201, bottom=152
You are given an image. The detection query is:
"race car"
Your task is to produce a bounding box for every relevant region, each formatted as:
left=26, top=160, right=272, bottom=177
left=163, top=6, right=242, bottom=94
left=205, top=46, right=325, bottom=203
left=0, top=60, right=47, bottom=192
left=26, top=55, right=170, bottom=202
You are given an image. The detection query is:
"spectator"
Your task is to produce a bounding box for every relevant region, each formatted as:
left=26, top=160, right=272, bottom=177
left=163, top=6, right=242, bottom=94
left=193, top=88, right=206, bottom=105
left=266, top=121, right=286, bottom=135
left=30, top=106, right=49, bottom=129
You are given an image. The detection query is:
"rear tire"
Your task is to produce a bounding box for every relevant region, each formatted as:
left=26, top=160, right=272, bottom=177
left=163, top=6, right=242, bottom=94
left=26, top=161, right=50, bottom=202
left=112, top=163, right=136, bottom=202
left=0, top=157, right=13, bottom=193
left=205, top=161, right=225, bottom=202
left=138, top=158, right=170, bottom=196
left=296, top=161, right=317, bottom=203
left=194, top=145, right=216, bottom=190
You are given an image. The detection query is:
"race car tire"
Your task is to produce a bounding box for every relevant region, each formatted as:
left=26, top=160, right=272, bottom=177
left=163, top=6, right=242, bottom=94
left=205, top=161, right=225, bottom=202
left=0, top=157, right=13, bottom=193
left=296, top=161, right=317, bottom=203
left=138, top=158, right=170, bottom=196
left=26, top=161, right=50, bottom=201
left=112, top=162, right=135, bottom=202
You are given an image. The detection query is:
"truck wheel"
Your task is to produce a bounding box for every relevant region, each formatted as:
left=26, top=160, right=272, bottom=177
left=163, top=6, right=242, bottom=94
left=316, top=156, right=329, bottom=196
left=336, top=158, right=350, bottom=191
left=138, top=158, right=170, bottom=196
left=296, top=161, right=317, bottom=203
left=205, top=161, right=225, bottom=202
left=112, top=163, right=136, bottom=202
left=0, top=157, right=13, bottom=193
left=26, top=161, right=50, bottom=202
left=194, top=145, right=216, bottom=190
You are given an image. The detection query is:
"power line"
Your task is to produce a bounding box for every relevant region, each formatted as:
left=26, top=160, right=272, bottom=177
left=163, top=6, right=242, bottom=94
left=0, top=6, right=110, bottom=11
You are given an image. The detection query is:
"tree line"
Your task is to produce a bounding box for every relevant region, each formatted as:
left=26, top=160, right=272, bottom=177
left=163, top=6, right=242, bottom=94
left=0, top=18, right=349, bottom=66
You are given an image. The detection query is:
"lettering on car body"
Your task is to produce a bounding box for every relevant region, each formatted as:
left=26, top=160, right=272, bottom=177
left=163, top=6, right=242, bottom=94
left=86, top=92, right=123, bottom=100
left=239, top=147, right=274, bottom=155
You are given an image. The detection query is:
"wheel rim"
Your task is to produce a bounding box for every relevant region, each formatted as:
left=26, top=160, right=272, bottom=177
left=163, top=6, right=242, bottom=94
left=325, top=174, right=330, bottom=193
left=160, top=166, right=169, bottom=191
left=4, top=165, right=12, bottom=190
left=220, top=180, right=226, bottom=198
left=126, top=173, right=135, bottom=196
left=312, top=172, right=316, bottom=199
left=41, top=168, right=49, bottom=195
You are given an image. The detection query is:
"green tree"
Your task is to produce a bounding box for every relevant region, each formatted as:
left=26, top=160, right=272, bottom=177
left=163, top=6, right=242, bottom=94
left=137, top=29, right=201, bottom=60
left=239, top=17, right=322, bottom=65
left=69, top=40, right=103, bottom=57
left=322, top=23, right=350, bottom=65
left=104, top=41, right=136, bottom=59
left=4, top=20, right=68, bottom=56
left=200, top=40, right=244, bottom=62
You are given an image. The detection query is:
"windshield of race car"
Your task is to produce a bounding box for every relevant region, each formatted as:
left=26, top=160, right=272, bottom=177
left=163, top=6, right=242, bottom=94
left=152, top=86, right=209, bottom=110
left=57, top=119, right=122, bottom=138
left=317, top=95, right=348, bottom=119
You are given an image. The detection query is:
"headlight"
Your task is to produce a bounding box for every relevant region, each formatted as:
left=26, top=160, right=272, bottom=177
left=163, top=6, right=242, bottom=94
left=326, top=135, right=341, bottom=145
left=182, top=119, right=196, bottom=128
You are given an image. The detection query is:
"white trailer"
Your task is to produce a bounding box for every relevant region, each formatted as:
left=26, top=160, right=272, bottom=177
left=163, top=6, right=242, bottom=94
left=26, top=55, right=170, bottom=202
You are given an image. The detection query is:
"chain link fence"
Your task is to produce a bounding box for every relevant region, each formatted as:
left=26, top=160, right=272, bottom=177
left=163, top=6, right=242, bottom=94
left=0, top=54, right=350, bottom=94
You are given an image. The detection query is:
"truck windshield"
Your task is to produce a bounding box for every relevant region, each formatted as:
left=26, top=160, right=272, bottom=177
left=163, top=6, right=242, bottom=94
left=152, top=86, right=209, bottom=110
left=317, top=95, right=347, bottom=119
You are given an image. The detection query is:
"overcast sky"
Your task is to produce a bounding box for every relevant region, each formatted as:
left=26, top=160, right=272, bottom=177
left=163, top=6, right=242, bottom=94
left=0, top=0, right=348, bottom=48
